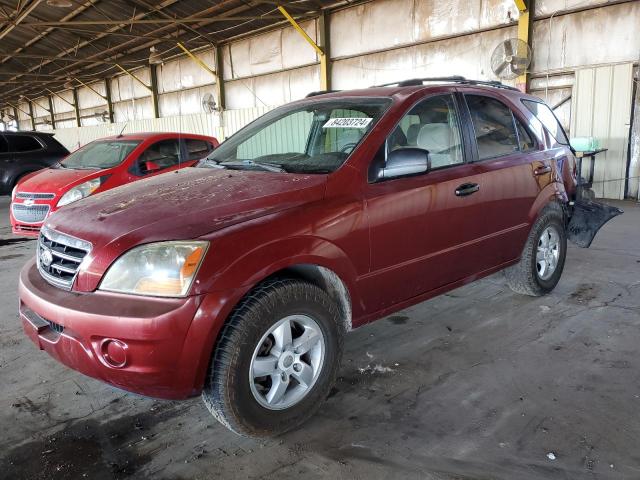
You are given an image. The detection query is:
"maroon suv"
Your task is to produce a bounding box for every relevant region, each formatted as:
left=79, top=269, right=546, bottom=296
left=19, top=77, right=620, bottom=437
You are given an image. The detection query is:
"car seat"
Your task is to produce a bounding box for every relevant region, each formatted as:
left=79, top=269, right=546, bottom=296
left=416, top=123, right=460, bottom=168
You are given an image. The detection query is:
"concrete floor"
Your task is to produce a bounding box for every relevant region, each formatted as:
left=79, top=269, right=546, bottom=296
left=0, top=195, right=639, bottom=480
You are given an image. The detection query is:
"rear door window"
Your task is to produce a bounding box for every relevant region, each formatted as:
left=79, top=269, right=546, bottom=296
left=137, top=139, right=182, bottom=175
left=522, top=99, right=569, bottom=145
left=9, top=135, right=42, bottom=153
left=515, top=118, right=536, bottom=151
left=466, top=95, right=519, bottom=160
left=184, top=138, right=214, bottom=161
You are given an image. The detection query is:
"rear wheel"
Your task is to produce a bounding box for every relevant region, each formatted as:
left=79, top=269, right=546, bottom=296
left=505, top=203, right=567, bottom=296
left=202, top=278, right=343, bottom=437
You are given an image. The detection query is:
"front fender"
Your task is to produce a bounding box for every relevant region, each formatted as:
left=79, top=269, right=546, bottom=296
left=201, top=235, right=360, bottom=301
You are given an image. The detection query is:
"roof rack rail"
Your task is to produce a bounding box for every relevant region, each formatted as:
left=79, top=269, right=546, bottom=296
left=306, top=90, right=341, bottom=98
left=373, top=76, right=519, bottom=92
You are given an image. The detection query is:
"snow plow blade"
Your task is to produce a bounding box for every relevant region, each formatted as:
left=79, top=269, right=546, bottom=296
left=567, top=200, right=623, bottom=248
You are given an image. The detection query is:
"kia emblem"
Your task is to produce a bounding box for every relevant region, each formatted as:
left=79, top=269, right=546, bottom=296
left=40, top=248, right=53, bottom=268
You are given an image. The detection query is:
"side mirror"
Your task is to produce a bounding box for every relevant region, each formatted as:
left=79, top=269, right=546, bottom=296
left=378, top=148, right=430, bottom=180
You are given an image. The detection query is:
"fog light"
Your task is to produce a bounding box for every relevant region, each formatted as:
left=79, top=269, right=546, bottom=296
left=100, top=339, right=128, bottom=368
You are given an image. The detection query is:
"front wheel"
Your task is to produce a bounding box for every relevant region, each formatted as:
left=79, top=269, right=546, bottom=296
left=505, top=203, right=567, bottom=296
left=202, top=278, right=343, bottom=437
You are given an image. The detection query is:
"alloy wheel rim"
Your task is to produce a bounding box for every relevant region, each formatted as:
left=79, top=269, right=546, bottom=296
left=536, top=225, right=560, bottom=281
left=249, top=314, right=325, bottom=410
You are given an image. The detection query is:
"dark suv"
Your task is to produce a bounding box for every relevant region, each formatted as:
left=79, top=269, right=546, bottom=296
left=0, top=131, right=69, bottom=195
left=18, top=77, right=620, bottom=437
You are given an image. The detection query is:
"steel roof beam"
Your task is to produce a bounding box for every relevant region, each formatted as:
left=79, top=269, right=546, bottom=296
left=0, top=0, right=42, bottom=41
left=1, top=0, right=100, bottom=65
left=0, top=0, right=181, bottom=99
left=17, top=16, right=283, bottom=27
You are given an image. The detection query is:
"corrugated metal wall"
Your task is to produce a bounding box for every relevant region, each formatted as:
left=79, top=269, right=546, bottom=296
left=571, top=64, right=634, bottom=199
left=3, top=0, right=639, bottom=198
left=52, top=107, right=274, bottom=152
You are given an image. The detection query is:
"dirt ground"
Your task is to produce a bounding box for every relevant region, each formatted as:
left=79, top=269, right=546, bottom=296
left=1, top=195, right=639, bottom=480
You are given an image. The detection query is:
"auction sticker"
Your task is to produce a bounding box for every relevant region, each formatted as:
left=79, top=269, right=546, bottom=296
left=323, top=117, right=372, bottom=129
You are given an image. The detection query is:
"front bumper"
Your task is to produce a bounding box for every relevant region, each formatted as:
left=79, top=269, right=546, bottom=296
left=19, top=257, right=225, bottom=399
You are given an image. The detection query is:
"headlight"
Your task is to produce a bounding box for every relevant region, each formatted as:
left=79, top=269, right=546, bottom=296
left=100, top=241, right=208, bottom=297
left=57, top=177, right=103, bottom=207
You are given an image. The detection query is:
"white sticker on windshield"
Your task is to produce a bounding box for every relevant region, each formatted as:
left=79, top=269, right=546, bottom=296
left=323, top=117, right=373, bottom=129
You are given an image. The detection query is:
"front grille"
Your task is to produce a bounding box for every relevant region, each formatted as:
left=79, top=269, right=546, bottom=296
left=37, top=226, right=92, bottom=290
left=16, top=192, right=55, bottom=200
left=12, top=203, right=50, bottom=223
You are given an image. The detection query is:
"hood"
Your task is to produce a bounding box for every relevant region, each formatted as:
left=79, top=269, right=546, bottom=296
left=46, top=166, right=327, bottom=252
left=17, top=166, right=107, bottom=197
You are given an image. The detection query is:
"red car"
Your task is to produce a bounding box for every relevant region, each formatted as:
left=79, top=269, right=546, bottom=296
left=19, top=78, right=620, bottom=437
left=10, top=132, right=219, bottom=236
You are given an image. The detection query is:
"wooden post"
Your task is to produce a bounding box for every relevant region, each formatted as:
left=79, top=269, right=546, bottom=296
left=318, top=10, right=331, bottom=91
left=105, top=78, right=115, bottom=123
left=48, top=95, right=56, bottom=129
left=72, top=87, right=81, bottom=127
left=150, top=64, right=160, bottom=118
left=215, top=44, right=226, bottom=111
left=28, top=101, right=35, bottom=131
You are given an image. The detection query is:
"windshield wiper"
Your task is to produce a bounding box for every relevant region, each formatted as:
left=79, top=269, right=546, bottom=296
left=220, top=160, right=287, bottom=173
left=199, top=157, right=224, bottom=168
left=287, top=166, right=332, bottom=174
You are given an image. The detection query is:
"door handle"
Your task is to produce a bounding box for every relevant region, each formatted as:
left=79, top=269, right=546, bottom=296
left=455, top=183, right=480, bottom=197
left=534, top=165, right=552, bottom=176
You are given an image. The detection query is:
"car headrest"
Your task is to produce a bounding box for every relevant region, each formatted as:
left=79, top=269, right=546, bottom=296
left=417, top=123, right=453, bottom=153
left=143, top=149, right=164, bottom=162
left=406, top=124, right=422, bottom=145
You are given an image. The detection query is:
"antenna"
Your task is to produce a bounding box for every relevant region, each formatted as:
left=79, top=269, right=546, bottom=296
left=117, top=122, right=128, bottom=138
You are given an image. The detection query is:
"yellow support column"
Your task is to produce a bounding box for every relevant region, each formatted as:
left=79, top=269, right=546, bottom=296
left=514, top=0, right=532, bottom=92
left=115, top=64, right=153, bottom=92
left=278, top=5, right=329, bottom=91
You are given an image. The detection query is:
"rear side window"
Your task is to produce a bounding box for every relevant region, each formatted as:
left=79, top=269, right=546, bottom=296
left=522, top=99, right=569, bottom=145
left=9, top=135, right=42, bottom=152
left=49, top=136, right=69, bottom=153
left=515, top=119, right=536, bottom=151
left=466, top=95, right=519, bottom=160
left=137, top=139, right=182, bottom=175
left=185, top=138, right=214, bottom=161
left=0, top=135, right=7, bottom=153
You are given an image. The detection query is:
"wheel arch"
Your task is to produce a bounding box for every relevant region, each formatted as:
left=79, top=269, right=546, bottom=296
left=265, top=263, right=353, bottom=333
left=527, top=182, right=568, bottom=227
left=190, top=260, right=355, bottom=395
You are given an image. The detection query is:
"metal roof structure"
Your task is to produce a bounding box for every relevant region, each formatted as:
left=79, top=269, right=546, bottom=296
left=0, top=0, right=342, bottom=106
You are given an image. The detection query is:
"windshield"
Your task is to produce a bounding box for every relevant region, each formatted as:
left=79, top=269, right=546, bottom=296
left=61, top=140, right=141, bottom=170
left=202, top=98, right=391, bottom=174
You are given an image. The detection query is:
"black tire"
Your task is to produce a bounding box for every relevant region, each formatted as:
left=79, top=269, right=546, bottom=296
left=505, top=202, right=567, bottom=296
left=202, top=278, right=343, bottom=437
